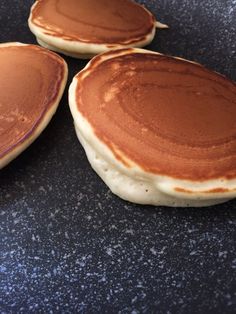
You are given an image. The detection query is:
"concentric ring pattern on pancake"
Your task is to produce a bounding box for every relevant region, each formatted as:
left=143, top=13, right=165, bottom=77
left=69, top=48, right=236, bottom=207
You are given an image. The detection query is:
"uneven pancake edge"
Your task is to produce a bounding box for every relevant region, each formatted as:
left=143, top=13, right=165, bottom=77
left=28, top=0, right=157, bottom=57
left=0, top=42, right=68, bottom=169
left=68, top=48, right=236, bottom=200
left=75, top=124, right=230, bottom=207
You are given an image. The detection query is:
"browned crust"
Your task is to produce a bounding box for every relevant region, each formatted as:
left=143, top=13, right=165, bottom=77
left=74, top=49, right=236, bottom=182
left=31, top=0, right=155, bottom=45
left=0, top=44, right=67, bottom=160
left=175, top=187, right=236, bottom=194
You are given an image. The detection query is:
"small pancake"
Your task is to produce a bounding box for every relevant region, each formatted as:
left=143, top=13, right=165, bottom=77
left=69, top=48, right=236, bottom=207
left=28, top=0, right=167, bottom=59
left=0, top=43, right=68, bottom=169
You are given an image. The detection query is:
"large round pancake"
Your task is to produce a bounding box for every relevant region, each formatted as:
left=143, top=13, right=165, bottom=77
left=28, top=0, right=166, bottom=59
left=69, top=48, right=236, bottom=206
left=0, top=43, right=68, bottom=169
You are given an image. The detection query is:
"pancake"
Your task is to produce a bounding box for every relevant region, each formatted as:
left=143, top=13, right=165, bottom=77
left=0, top=43, right=68, bottom=169
left=69, top=48, right=236, bottom=207
left=28, top=0, right=167, bottom=59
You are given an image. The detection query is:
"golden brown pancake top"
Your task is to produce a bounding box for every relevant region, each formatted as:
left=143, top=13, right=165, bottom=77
left=75, top=50, right=236, bottom=181
left=31, top=0, right=155, bottom=44
left=0, top=44, right=65, bottom=159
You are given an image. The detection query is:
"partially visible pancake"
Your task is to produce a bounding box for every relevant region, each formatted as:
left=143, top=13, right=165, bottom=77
left=0, top=43, right=68, bottom=169
left=28, top=0, right=167, bottom=59
left=69, top=48, right=236, bottom=207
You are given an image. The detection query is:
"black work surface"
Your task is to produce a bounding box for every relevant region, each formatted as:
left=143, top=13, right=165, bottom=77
left=0, top=1, right=236, bottom=313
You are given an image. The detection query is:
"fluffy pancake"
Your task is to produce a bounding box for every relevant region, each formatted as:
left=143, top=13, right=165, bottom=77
left=0, top=43, right=68, bottom=169
left=69, top=48, right=236, bottom=207
left=74, top=125, right=228, bottom=207
left=28, top=0, right=167, bottom=59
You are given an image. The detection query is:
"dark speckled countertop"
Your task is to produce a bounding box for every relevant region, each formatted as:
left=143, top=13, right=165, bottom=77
left=0, top=1, right=236, bottom=313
